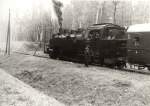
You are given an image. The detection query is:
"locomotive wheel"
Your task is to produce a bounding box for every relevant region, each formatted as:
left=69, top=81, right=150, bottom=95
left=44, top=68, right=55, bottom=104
left=49, top=52, right=57, bottom=59
left=84, top=54, right=91, bottom=66
left=116, top=61, right=126, bottom=69
left=49, top=48, right=58, bottom=59
left=148, top=67, right=150, bottom=71
left=58, top=50, right=64, bottom=60
left=117, top=64, right=125, bottom=69
left=99, top=57, right=104, bottom=66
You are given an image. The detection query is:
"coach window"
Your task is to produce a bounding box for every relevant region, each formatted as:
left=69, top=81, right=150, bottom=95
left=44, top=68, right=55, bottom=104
left=134, top=37, right=140, bottom=46
left=128, top=34, right=131, bottom=39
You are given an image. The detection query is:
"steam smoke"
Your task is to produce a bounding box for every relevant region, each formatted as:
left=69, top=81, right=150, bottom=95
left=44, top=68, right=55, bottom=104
left=52, top=0, right=63, bottom=32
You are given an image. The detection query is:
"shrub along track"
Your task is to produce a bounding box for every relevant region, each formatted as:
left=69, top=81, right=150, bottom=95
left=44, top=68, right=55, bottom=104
left=1, top=52, right=150, bottom=106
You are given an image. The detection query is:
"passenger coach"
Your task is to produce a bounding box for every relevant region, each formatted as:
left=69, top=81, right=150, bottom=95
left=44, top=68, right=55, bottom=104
left=127, top=24, right=150, bottom=70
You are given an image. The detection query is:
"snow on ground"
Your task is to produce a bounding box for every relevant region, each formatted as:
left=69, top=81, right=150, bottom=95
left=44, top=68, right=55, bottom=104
left=1, top=53, right=150, bottom=106
left=0, top=68, right=64, bottom=106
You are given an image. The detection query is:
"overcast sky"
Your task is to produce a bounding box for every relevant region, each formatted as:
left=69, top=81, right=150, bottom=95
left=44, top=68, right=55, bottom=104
left=0, top=0, right=149, bottom=42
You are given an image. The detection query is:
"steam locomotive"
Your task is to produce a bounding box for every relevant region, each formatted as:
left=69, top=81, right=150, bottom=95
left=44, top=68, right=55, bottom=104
left=46, top=23, right=150, bottom=70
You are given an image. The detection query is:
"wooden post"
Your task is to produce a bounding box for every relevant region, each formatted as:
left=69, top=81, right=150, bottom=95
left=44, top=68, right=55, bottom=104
left=5, top=8, right=11, bottom=55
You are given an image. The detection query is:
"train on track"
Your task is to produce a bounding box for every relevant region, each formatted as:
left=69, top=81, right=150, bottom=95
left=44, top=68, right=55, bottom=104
left=45, top=23, right=150, bottom=70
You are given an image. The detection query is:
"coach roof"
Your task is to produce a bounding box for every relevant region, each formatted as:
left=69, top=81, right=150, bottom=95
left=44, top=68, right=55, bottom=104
left=127, top=23, right=150, bottom=32
left=88, top=23, right=124, bottom=30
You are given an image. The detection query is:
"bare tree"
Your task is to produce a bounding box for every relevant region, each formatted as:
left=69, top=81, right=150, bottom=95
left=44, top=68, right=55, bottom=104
left=99, top=1, right=106, bottom=23
left=112, top=0, right=119, bottom=24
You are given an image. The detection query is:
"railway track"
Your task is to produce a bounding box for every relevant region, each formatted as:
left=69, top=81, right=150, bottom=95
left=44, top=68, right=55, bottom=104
left=12, top=51, right=150, bottom=75
left=13, top=51, right=49, bottom=59
left=92, top=63, right=150, bottom=75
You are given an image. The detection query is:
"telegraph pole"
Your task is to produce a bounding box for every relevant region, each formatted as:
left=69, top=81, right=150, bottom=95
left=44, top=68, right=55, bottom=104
left=5, top=8, right=11, bottom=55
left=43, top=25, right=47, bottom=53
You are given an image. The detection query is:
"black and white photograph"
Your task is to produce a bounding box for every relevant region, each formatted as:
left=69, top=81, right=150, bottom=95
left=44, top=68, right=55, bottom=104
left=0, top=0, right=150, bottom=105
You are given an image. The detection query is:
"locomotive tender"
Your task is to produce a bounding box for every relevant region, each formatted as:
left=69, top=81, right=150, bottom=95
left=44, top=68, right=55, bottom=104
left=47, top=23, right=127, bottom=68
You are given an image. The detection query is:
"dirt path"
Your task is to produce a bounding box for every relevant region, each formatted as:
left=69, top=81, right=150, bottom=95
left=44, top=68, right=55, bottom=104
left=1, top=53, right=150, bottom=106
left=0, top=68, right=65, bottom=106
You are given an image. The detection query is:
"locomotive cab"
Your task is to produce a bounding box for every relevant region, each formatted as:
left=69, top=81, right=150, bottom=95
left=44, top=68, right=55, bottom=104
left=86, top=23, right=127, bottom=67
left=127, top=24, right=150, bottom=70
